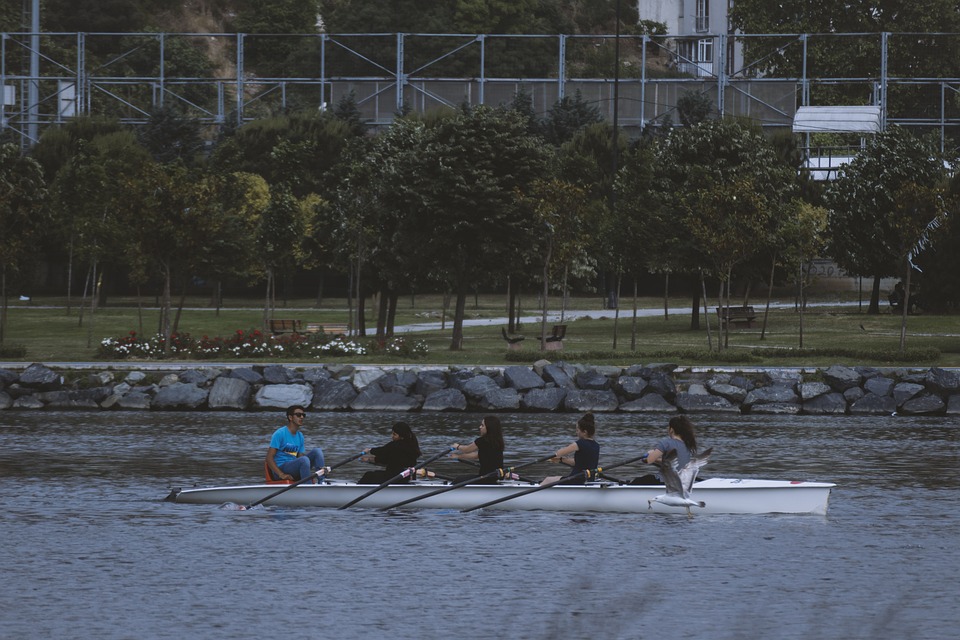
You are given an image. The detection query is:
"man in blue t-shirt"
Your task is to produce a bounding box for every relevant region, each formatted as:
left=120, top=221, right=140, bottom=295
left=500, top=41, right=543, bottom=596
left=266, top=405, right=325, bottom=483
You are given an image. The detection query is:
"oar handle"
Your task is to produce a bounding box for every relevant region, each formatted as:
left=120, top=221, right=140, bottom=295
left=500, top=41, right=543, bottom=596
left=244, top=452, right=365, bottom=510
left=338, top=447, right=455, bottom=510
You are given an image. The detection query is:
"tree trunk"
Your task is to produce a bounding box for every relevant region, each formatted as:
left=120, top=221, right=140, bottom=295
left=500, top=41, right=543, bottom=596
left=386, top=290, right=398, bottom=337
left=798, top=262, right=805, bottom=348
left=868, top=275, right=882, bottom=314
left=631, top=276, right=638, bottom=351
left=376, top=286, right=389, bottom=339
left=761, top=253, right=776, bottom=340
left=690, top=280, right=700, bottom=330
left=700, top=270, right=712, bottom=351
left=612, top=271, right=622, bottom=350
left=540, top=239, right=552, bottom=352
left=136, top=285, right=144, bottom=335
left=663, top=272, right=669, bottom=320
left=315, top=272, right=324, bottom=308
left=561, top=264, right=569, bottom=323
left=0, top=266, right=6, bottom=345
left=450, top=286, right=467, bottom=350
left=66, top=238, right=74, bottom=317
left=172, top=275, right=188, bottom=336
left=86, top=261, right=99, bottom=349
left=161, top=263, right=172, bottom=356
left=899, top=263, right=911, bottom=352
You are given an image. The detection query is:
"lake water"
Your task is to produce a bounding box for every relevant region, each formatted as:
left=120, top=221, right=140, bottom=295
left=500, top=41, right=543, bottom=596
left=1, top=410, right=957, bottom=640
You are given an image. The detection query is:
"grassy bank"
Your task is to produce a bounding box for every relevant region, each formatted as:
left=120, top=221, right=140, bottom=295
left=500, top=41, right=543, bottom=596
left=1, top=294, right=958, bottom=367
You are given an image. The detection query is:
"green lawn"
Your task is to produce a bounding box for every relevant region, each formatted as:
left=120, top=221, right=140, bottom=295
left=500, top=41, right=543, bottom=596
left=1, top=294, right=958, bottom=367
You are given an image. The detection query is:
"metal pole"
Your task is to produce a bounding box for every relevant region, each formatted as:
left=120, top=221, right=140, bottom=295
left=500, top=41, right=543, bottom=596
left=27, top=0, right=40, bottom=145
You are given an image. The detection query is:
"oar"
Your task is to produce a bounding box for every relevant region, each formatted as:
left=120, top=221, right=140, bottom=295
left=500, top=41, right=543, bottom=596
left=241, top=451, right=365, bottom=510
left=380, top=454, right=556, bottom=511
left=555, top=459, right=625, bottom=484
left=337, top=447, right=454, bottom=510
left=456, top=457, right=538, bottom=483
left=461, top=453, right=648, bottom=513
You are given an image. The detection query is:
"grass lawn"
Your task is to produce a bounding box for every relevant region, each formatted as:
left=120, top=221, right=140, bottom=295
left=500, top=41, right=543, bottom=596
left=1, top=293, right=958, bottom=367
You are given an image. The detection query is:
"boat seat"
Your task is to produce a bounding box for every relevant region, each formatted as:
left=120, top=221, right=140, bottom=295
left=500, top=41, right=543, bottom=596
left=264, top=461, right=293, bottom=485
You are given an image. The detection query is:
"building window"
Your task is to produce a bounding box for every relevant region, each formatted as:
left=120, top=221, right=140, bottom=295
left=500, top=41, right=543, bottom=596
left=695, top=0, right=710, bottom=33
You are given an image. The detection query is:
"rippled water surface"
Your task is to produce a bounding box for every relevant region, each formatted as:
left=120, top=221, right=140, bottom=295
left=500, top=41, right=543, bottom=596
left=1, top=411, right=957, bottom=639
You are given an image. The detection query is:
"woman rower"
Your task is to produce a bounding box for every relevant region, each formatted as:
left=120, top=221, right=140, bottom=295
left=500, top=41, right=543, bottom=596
left=630, top=415, right=700, bottom=485
left=358, top=421, right=422, bottom=485
left=449, top=415, right=505, bottom=485
left=541, top=413, right=600, bottom=485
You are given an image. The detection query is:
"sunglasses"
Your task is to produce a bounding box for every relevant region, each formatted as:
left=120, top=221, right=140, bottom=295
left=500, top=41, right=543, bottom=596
left=292, top=412, right=307, bottom=418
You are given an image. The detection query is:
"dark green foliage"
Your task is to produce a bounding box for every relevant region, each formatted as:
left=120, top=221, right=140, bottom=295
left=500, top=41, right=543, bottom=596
left=676, top=91, right=713, bottom=127
left=542, top=90, right=603, bottom=145
left=138, top=106, right=205, bottom=166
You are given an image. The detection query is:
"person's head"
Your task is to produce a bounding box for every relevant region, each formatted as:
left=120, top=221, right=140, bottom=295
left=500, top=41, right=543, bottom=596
left=392, top=421, right=421, bottom=456
left=480, top=415, right=505, bottom=451
left=576, top=413, right=596, bottom=438
left=668, top=415, right=697, bottom=453
left=286, top=405, right=307, bottom=429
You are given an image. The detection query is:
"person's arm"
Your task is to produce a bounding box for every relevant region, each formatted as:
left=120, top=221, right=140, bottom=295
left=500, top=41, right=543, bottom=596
left=552, top=441, right=579, bottom=464
left=266, top=447, right=290, bottom=480
left=645, top=448, right=664, bottom=464
left=450, top=441, right=479, bottom=461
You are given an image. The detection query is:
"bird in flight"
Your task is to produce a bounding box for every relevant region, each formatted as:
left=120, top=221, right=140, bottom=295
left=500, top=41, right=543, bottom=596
left=648, top=448, right=713, bottom=516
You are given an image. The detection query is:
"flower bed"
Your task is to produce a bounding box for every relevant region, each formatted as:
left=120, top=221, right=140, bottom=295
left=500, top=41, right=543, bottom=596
left=98, top=329, right=428, bottom=360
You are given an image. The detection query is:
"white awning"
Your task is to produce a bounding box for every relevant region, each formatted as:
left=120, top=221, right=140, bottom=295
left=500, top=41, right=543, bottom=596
left=793, top=106, right=882, bottom=133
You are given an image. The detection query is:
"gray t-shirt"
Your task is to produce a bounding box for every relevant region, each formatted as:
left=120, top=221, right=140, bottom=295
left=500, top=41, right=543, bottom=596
left=655, top=436, right=691, bottom=476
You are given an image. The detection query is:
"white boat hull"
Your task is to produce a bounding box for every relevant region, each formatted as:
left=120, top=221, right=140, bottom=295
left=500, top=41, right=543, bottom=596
left=168, top=477, right=835, bottom=515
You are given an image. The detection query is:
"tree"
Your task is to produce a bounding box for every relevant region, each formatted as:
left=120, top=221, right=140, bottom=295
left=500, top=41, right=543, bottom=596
left=389, top=106, right=553, bottom=350
left=542, top=90, right=603, bottom=146
left=824, top=127, right=948, bottom=314
left=651, top=119, right=797, bottom=347
left=0, top=144, right=47, bottom=345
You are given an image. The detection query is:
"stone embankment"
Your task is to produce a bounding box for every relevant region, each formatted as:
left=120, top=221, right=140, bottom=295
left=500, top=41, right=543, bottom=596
left=1, top=362, right=959, bottom=416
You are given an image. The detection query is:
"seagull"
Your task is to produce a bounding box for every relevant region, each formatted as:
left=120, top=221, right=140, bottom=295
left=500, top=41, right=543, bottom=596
left=648, top=448, right=713, bottom=516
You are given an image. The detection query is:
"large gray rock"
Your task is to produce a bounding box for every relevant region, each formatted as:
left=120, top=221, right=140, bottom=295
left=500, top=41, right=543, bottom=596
left=351, top=388, right=419, bottom=411
left=823, top=365, right=862, bottom=391
left=230, top=367, right=264, bottom=385
left=0, top=391, right=12, bottom=409
left=262, top=365, right=294, bottom=385
left=477, top=387, right=521, bottom=411
left=575, top=370, right=609, bottom=391
left=311, top=379, right=357, bottom=411
left=616, top=376, right=648, bottom=400
left=13, top=395, right=43, bottom=409
left=707, top=382, right=748, bottom=404
left=646, top=372, right=677, bottom=398
left=301, top=368, right=331, bottom=385
left=849, top=393, right=897, bottom=415
left=803, top=392, right=848, bottom=415
left=564, top=389, right=619, bottom=412
left=462, top=375, right=501, bottom=401
left=18, top=363, right=61, bottom=390
left=73, top=386, right=113, bottom=404
left=843, top=387, right=865, bottom=403
left=415, top=371, right=448, bottom=397
left=744, top=385, right=799, bottom=408
left=352, top=368, right=386, bottom=391
left=542, top=363, right=577, bottom=389
left=37, top=390, right=70, bottom=405
left=618, top=394, right=677, bottom=413
left=422, top=388, right=467, bottom=412
left=124, top=371, right=147, bottom=384
left=636, top=363, right=678, bottom=378
left=521, top=387, right=567, bottom=411
left=893, top=382, right=925, bottom=407
left=674, top=392, right=739, bottom=413
left=208, top=377, right=252, bottom=410
left=925, top=367, right=960, bottom=394
left=179, top=368, right=216, bottom=385
left=864, top=376, right=894, bottom=397
left=900, top=394, right=946, bottom=416
left=799, top=382, right=832, bottom=401
left=0, top=368, right=19, bottom=385
left=503, top=366, right=545, bottom=391
left=253, top=383, right=312, bottom=409
left=117, top=392, right=152, bottom=410
left=153, top=382, right=209, bottom=410
left=946, top=394, right=960, bottom=416
left=378, top=371, right=418, bottom=394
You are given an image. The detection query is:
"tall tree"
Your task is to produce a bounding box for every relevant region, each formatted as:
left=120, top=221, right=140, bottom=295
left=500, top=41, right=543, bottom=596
left=824, top=127, right=948, bottom=314
left=0, top=144, right=47, bottom=344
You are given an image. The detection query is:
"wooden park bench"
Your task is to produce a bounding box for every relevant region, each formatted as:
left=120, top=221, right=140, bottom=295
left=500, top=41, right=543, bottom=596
left=544, top=324, right=566, bottom=351
left=269, top=319, right=303, bottom=335
left=501, top=326, right=525, bottom=350
left=716, top=306, right=757, bottom=328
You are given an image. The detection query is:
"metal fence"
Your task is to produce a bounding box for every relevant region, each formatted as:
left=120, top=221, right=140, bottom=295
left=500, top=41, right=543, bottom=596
left=3, top=31, right=960, bottom=151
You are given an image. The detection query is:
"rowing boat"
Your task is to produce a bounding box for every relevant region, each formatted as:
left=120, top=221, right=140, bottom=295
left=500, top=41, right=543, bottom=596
left=167, top=477, right=835, bottom=515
